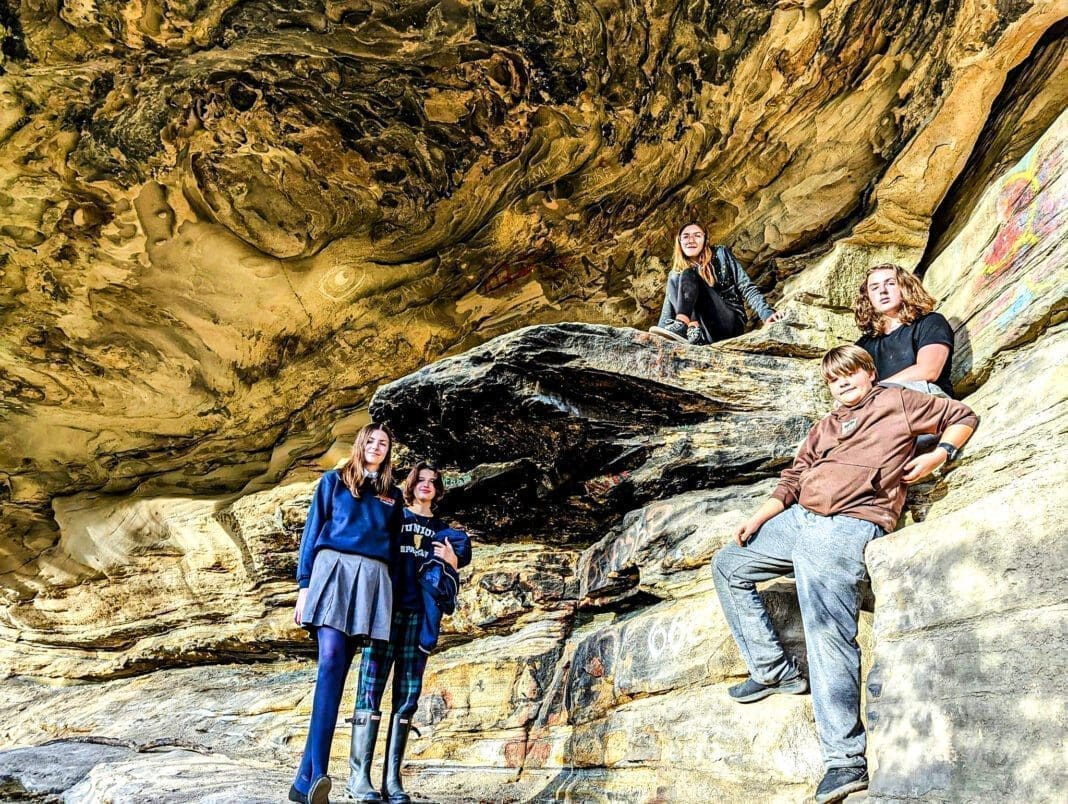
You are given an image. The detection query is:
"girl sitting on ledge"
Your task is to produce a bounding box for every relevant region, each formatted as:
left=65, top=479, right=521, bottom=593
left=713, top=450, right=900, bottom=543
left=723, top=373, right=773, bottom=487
left=650, top=222, right=783, bottom=345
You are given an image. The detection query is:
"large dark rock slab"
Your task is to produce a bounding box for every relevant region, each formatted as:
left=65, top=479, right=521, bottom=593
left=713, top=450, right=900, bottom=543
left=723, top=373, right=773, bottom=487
left=372, top=323, right=823, bottom=542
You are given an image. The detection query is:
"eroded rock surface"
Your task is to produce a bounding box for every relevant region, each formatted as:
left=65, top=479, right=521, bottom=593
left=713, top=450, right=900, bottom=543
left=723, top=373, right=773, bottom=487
left=371, top=323, right=823, bottom=541
left=865, top=323, right=1068, bottom=801
left=2, top=0, right=1063, bottom=549
left=0, top=2, right=1066, bottom=802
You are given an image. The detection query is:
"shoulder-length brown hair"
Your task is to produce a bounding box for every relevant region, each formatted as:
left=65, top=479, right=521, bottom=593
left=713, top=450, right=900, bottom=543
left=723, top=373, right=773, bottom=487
left=339, top=422, right=395, bottom=498
left=854, top=264, right=937, bottom=336
left=402, top=461, right=445, bottom=507
left=671, top=222, right=716, bottom=286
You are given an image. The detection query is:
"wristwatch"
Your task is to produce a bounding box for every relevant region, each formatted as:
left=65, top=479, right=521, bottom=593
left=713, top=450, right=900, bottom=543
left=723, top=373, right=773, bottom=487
left=937, top=442, right=960, bottom=463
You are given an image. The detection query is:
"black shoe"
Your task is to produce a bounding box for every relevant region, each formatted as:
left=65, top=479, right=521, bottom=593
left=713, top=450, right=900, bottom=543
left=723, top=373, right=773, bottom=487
left=288, top=776, right=330, bottom=804
left=727, top=673, right=808, bottom=703
left=685, top=325, right=705, bottom=346
left=814, top=766, right=869, bottom=803
left=649, top=320, right=688, bottom=342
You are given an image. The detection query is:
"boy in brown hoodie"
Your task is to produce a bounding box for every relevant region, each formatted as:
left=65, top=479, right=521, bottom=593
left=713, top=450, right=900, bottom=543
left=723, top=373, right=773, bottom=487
left=712, top=345, right=978, bottom=804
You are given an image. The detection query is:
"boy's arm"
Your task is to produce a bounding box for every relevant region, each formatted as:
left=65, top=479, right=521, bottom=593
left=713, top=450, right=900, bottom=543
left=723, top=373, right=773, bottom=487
left=899, top=389, right=979, bottom=483
left=734, top=498, right=786, bottom=546
left=734, top=425, right=820, bottom=546
left=769, top=426, right=820, bottom=510
left=900, top=387, right=979, bottom=437
left=902, top=421, right=975, bottom=483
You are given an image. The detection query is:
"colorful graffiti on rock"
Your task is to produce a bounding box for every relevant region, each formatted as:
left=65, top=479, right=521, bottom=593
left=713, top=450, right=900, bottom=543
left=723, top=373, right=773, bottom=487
left=965, top=131, right=1067, bottom=346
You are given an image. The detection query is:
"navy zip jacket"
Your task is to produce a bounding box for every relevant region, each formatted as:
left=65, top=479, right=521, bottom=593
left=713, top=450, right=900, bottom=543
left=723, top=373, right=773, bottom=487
left=296, top=470, right=404, bottom=589
left=394, top=510, right=472, bottom=653
left=419, top=529, right=467, bottom=614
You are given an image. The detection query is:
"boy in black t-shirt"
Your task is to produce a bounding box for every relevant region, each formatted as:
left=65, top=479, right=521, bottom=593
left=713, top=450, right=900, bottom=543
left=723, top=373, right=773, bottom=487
left=853, top=264, right=955, bottom=397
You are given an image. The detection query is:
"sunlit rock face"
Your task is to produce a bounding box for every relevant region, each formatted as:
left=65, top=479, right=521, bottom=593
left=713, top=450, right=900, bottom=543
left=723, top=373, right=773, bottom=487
left=0, top=1, right=1067, bottom=802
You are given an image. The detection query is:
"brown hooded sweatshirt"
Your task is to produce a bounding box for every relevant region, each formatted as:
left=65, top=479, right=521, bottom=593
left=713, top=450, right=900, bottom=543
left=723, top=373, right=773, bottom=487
left=771, top=385, right=979, bottom=533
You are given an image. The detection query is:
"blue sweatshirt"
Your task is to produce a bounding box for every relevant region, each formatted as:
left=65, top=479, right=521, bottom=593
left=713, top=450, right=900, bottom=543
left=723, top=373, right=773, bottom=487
left=395, top=509, right=472, bottom=610
left=296, top=470, right=404, bottom=588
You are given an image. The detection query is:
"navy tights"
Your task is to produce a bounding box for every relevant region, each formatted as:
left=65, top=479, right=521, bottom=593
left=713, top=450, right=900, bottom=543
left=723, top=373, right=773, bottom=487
left=294, top=626, right=364, bottom=791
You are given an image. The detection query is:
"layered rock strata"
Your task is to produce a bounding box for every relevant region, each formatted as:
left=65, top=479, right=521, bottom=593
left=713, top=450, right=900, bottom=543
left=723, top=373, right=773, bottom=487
left=0, top=2, right=1065, bottom=803
left=370, top=323, right=825, bottom=541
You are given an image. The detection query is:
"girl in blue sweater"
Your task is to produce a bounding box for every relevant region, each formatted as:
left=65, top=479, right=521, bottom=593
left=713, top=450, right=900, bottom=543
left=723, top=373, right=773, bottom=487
left=289, top=423, right=404, bottom=804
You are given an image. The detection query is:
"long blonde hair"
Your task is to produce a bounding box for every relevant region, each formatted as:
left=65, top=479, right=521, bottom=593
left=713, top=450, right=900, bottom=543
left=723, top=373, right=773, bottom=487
left=339, top=422, right=395, bottom=498
left=854, top=264, right=937, bottom=336
left=671, top=222, right=716, bottom=286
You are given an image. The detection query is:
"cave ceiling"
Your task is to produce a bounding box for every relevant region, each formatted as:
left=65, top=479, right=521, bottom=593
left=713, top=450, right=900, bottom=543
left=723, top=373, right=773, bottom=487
left=0, top=0, right=1064, bottom=547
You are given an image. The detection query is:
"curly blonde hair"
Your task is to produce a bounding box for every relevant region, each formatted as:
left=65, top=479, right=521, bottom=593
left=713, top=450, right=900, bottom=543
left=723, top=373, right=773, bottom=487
left=854, top=264, right=936, bottom=336
left=671, top=222, right=716, bottom=286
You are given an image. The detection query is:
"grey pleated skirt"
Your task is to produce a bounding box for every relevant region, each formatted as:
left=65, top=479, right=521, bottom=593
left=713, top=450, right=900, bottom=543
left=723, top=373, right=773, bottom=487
left=301, top=549, right=392, bottom=641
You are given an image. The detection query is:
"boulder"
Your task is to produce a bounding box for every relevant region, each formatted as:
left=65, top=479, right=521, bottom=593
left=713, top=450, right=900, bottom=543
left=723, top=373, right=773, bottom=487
left=0, top=741, right=135, bottom=801
left=445, top=543, right=580, bottom=643
left=864, top=322, right=1068, bottom=800
left=577, top=480, right=778, bottom=605
left=0, top=743, right=293, bottom=804
left=372, top=323, right=823, bottom=542
left=0, top=484, right=311, bottom=680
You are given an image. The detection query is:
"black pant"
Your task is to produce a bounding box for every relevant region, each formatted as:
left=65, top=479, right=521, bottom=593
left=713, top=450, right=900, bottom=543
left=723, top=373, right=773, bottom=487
left=657, top=269, right=745, bottom=343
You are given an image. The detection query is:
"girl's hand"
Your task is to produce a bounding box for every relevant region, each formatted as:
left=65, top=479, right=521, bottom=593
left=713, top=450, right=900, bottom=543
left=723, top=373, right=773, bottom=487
left=764, top=310, right=786, bottom=325
left=294, top=588, right=308, bottom=626
left=434, top=537, right=459, bottom=570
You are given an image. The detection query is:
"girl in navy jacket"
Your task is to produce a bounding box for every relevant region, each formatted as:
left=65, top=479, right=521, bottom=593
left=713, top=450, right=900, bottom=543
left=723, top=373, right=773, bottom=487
left=289, top=423, right=403, bottom=804
left=347, top=461, right=472, bottom=804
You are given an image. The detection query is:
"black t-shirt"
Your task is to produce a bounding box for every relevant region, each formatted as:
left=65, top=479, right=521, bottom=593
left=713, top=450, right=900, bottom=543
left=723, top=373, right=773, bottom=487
left=856, top=312, right=955, bottom=397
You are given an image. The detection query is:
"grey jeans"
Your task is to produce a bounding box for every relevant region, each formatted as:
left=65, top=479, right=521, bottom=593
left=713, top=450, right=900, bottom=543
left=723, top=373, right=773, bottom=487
left=712, top=505, right=883, bottom=770
left=880, top=379, right=949, bottom=398
left=657, top=269, right=744, bottom=343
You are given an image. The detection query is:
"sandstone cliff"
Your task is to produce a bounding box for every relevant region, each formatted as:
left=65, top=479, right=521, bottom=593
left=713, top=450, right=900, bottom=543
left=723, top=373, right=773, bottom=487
left=1, top=1, right=1066, bottom=802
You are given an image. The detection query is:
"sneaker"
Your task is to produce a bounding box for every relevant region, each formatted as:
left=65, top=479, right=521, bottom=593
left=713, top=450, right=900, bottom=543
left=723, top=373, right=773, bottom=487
left=814, top=766, right=869, bottom=803
left=649, top=319, right=688, bottom=342
left=727, top=673, right=808, bottom=703
left=685, top=325, right=705, bottom=346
